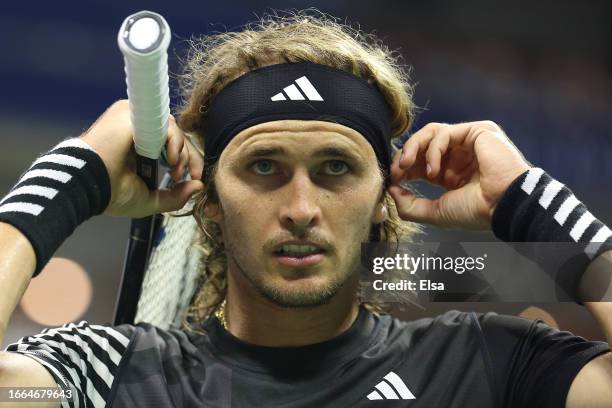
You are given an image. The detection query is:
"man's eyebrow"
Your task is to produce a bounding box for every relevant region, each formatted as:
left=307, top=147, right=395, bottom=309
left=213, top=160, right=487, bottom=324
left=243, top=147, right=288, bottom=158
left=242, top=146, right=363, bottom=160
left=311, top=146, right=362, bottom=161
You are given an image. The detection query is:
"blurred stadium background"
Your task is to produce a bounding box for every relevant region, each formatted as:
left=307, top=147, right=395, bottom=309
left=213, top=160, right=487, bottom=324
left=1, top=0, right=611, bottom=346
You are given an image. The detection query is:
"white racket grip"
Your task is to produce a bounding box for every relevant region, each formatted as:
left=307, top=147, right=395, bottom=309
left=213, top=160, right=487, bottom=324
left=118, top=11, right=171, bottom=160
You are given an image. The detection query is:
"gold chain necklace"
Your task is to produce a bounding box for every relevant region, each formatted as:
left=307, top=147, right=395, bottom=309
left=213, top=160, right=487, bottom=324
left=214, top=299, right=228, bottom=330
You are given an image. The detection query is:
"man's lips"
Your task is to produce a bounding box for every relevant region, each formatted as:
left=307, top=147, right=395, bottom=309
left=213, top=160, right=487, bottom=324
left=271, top=240, right=328, bottom=268
left=274, top=252, right=325, bottom=267
left=271, top=240, right=327, bottom=253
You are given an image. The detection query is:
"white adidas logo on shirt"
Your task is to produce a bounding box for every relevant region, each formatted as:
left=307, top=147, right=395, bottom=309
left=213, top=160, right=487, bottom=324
left=366, top=371, right=416, bottom=401
left=270, top=76, right=324, bottom=101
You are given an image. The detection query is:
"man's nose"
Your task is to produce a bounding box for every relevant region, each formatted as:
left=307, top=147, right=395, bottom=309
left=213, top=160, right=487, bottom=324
left=278, top=172, right=321, bottom=234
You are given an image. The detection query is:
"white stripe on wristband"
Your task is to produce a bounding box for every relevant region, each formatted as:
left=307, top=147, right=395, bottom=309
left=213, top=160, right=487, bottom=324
left=586, top=226, right=612, bottom=258
left=554, top=195, right=580, bottom=225
left=520, top=167, right=545, bottom=194
left=0, top=202, right=45, bottom=216
left=53, top=137, right=96, bottom=152
left=31, top=153, right=86, bottom=169
left=19, top=168, right=72, bottom=184
left=0, top=185, right=59, bottom=203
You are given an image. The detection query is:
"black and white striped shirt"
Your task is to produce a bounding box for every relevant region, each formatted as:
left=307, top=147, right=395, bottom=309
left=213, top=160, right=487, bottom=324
left=5, top=321, right=130, bottom=408
left=4, top=309, right=609, bottom=407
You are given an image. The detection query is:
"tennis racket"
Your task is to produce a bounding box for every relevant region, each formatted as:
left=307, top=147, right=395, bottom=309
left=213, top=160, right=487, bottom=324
left=113, top=10, right=171, bottom=325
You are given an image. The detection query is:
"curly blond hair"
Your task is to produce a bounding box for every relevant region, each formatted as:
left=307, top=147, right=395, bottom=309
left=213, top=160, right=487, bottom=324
left=176, top=9, right=420, bottom=329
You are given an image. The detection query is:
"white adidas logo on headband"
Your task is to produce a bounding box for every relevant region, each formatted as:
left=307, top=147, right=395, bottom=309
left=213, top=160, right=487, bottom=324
left=271, top=76, right=324, bottom=101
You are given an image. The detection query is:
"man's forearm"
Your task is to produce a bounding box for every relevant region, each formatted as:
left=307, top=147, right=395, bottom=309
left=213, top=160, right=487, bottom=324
left=585, top=302, right=612, bottom=346
left=582, top=249, right=612, bottom=346
left=0, top=222, right=36, bottom=345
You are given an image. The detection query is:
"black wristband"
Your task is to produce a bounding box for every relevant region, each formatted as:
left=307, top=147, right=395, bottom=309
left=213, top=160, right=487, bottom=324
left=492, top=167, right=612, bottom=302
left=0, top=138, right=111, bottom=276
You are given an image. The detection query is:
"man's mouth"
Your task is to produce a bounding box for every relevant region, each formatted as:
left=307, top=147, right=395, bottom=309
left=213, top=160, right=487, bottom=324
left=273, top=244, right=326, bottom=267
left=276, top=244, right=323, bottom=256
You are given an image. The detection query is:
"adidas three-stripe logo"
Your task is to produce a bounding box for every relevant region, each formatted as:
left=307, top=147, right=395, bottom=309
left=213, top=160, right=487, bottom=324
left=521, top=167, right=612, bottom=258
left=0, top=138, right=94, bottom=217
left=366, top=371, right=416, bottom=400
left=270, top=76, right=324, bottom=101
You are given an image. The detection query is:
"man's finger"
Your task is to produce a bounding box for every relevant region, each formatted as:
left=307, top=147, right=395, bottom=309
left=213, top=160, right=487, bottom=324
left=151, top=180, right=205, bottom=214
left=391, top=148, right=429, bottom=185
left=166, top=119, right=185, bottom=166
left=425, top=131, right=451, bottom=179
left=171, top=141, right=190, bottom=182
left=186, top=139, right=204, bottom=181
left=397, top=122, right=486, bottom=183
left=398, top=123, right=443, bottom=170
left=387, top=184, right=439, bottom=225
left=398, top=137, right=418, bottom=169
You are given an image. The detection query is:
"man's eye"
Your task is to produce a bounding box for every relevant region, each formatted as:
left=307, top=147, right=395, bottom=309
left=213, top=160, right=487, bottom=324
left=252, top=160, right=275, bottom=175
left=322, top=160, right=349, bottom=176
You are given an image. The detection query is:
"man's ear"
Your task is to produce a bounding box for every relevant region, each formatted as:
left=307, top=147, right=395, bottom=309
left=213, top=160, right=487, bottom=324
left=371, top=201, right=388, bottom=224
left=204, top=201, right=224, bottom=223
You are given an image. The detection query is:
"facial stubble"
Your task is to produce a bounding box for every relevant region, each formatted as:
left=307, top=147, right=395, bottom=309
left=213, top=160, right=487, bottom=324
left=223, top=222, right=370, bottom=309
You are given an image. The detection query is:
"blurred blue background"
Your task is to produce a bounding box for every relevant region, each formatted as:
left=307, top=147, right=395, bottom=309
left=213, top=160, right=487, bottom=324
left=2, top=0, right=611, bottom=345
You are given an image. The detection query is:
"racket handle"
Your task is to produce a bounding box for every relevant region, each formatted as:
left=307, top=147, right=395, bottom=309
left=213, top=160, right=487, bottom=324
left=118, top=10, right=171, bottom=160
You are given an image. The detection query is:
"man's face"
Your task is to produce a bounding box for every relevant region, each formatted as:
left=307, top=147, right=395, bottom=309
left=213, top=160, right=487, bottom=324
left=212, top=120, right=384, bottom=307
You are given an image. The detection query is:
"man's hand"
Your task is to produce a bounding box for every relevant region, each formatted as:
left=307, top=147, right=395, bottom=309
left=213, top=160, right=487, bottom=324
left=388, top=121, right=530, bottom=229
left=80, top=100, right=205, bottom=218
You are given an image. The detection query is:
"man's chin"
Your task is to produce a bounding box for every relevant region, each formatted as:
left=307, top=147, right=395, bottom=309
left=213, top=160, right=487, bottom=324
left=256, top=276, right=343, bottom=308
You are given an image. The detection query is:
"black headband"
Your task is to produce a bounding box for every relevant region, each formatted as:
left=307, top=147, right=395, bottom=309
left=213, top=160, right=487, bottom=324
left=203, top=62, right=393, bottom=181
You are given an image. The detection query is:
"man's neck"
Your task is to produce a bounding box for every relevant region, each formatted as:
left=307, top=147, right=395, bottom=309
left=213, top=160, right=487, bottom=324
left=224, top=271, right=360, bottom=347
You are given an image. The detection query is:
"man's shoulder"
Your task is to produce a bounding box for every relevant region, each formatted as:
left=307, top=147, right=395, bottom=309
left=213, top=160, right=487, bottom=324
left=4, top=320, right=202, bottom=362
left=385, top=309, right=478, bottom=332
left=5, top=320, right=135, bottom=353
left=3, top=320, right=144, bottom=407
left=387, top=309, right=538, bottom=334
left=379, top=308, right=545, bottom=351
